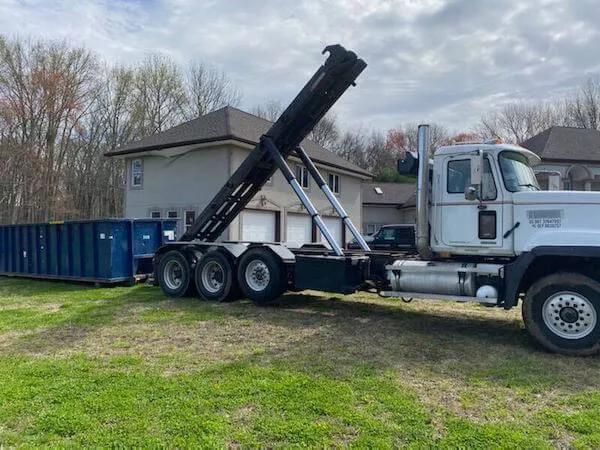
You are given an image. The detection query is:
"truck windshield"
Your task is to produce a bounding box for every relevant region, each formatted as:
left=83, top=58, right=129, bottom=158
left=498, top=151, right=539, bottom=192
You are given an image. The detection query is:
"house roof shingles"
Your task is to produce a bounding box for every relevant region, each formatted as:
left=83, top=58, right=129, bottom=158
left=362, top=182, right=416, bottom=208
left=105, top=106, right=371, bottom=177
left=521, top=126, right=600, bottom=162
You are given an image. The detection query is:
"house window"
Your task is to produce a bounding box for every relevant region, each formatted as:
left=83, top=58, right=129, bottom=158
left=328, top=173, right=340, bottom=194
left=150, top=211, right=161, bottom=219
left=131, top=159, right=143, bottom=188
left=168, top=211, right=178, bottom=219
left=185, top=210, right=196, bottom=232
left=296, top=165, right=309, bottom=189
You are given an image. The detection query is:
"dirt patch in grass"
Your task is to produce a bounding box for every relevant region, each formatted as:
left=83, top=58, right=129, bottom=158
left=3, top=301, right=324, bottom=373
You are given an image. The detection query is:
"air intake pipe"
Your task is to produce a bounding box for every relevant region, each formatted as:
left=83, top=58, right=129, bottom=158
left=416, top=124, right=432, bottom=258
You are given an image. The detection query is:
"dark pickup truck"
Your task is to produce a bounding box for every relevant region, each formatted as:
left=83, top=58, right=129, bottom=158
left=348, top=224, right=416, bottom=251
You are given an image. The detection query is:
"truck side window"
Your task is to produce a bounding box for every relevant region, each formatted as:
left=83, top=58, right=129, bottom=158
left=447, top=159, right=470, bottom=193
left=380, top=228, right=395, bottom=241
left=447, top=158, right=496, bottom=200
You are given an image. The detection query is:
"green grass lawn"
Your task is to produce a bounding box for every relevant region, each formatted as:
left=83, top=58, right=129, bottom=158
left=1, top=277, right=600, bottom=448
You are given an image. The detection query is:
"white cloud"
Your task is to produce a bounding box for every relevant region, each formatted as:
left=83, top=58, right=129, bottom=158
left=1, top=0, right=599, bottom=132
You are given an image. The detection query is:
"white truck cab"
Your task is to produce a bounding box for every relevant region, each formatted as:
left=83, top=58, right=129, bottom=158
left=430, top=142, right=600, bottom=258
left=431, top=143, right=541, bottom=257
left=386, top=125, right=600, bottom=356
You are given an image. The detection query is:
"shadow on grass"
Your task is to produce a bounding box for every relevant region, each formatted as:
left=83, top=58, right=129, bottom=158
left=230, top=292, right=600, bottom=393
left=146, top=290, right=600, bottom=393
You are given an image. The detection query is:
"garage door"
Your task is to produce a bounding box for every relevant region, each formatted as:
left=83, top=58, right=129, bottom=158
left=321, top=217, right=343, bottom=247
left=242, top=210, right=276, bottom=242
left=286, top=214, right=312, bottom=246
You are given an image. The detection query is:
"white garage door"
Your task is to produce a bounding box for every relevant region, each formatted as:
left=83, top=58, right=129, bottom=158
left=242, top=210, right=276, bottom=242
left=286, top=214, right=312, bottom=246
left=321, top=217, right=343, bottom=247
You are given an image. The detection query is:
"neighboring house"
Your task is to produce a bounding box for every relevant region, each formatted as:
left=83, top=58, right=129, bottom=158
left=361, top=182, right=416, bottom=234
left=105, top=106, right=371, bottom=245
left=521, top=126, right=600, bottom=191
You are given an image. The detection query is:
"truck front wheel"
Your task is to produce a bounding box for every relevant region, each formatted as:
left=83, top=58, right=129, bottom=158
left=523, top=272, right=600, bottom=356
left=157, top=250, right=192, bottom=297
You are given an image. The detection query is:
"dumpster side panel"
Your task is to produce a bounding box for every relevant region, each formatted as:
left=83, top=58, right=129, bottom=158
left=110, top=221, right=130, bottom=280
left=71, top=223, right=82, bottom=278
left=132, top=220, right=158, bottom=257
left=0, top=226, right=5, bottom=272
left=0, top=219, right=173, bottom=284
left=38, top=225, right=47, bottom=275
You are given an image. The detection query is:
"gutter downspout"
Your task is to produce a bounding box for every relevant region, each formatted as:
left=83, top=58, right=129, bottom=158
left=416, top=124, right=433, bottom=258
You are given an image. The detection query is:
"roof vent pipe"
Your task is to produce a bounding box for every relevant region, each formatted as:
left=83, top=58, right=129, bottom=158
left=416, top=124, right=432, bottom=259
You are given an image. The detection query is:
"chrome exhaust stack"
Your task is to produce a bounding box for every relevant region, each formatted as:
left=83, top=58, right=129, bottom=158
left=416, top=124, right=432, bottom=258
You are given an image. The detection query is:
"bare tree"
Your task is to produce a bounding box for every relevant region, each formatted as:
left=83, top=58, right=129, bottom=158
left=185, top=61, right=241, bottom=119
left=0, top=34, right=245, bottom=224
left=334, top=128, right=368, bottom=168
left=309, top=114, right=339, bottom=151
left=386, top=123, right=448, bottom=157
left=0, top=35, right=97, bottom=221
left=132, top=54, right=187, bottom=136
left=253, top=100, right=340, bottom=152
left=363, top=130, right=387, bottom=171
left=477, top=101, right=563, bottom=144
left=251, top=100, right=284, bottom=122
left=566, top=77, right=600, bottom=130
left=65, top=66, right=134, bottom=219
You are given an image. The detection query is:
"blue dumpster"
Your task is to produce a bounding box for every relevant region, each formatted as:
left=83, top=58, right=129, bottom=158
left=0, top=219, right=177, bottom=284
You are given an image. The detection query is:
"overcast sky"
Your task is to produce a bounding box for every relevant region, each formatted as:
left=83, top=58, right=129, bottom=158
left=1, top=0, right=599, bottom=132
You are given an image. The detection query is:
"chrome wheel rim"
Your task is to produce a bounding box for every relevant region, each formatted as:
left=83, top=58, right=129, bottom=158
left=245, top=259, right=270, bottom=292
left=543, top=291, right=597, bottom=340
left=164, top=260, right=184, bottom=291
left=201, top=261, right=225, bottom=294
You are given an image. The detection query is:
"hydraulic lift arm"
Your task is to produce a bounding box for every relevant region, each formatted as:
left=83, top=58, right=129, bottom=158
left=180, top=45, right=367, bottom=244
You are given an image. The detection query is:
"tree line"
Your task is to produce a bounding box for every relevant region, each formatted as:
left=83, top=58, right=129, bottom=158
left=1, top=34, right=599, bottom=223
left=0, top=35, right=241, bottom=224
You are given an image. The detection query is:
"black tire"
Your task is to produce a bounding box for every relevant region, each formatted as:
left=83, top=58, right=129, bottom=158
left=194, top=251, right=240, bottom=302
left=523, top=272, right=600, bottom=356
left=157, top=250, right=192, bottom=297
left=237, top=248, right=286, bottom=306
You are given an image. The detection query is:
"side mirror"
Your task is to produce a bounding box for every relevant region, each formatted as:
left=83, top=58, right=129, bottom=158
left=471, top=151, right=483, bottom=186
left=464, top=185, right=479, bottom=201
left=465, top=151, right=483, bottom=201
left=397, top=151, right=418, bottom=175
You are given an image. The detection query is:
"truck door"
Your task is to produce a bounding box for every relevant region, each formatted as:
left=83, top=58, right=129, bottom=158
left=440, top=155, right=503, bottom=251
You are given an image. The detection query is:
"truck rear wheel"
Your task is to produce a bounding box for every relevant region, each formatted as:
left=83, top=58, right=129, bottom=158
left=157, top=250, right=192, bottom=297
left=237, top=248, right=286, bottom=306
left=195, top=251, right=239, bottom=302
left=523, top=272, right=600, bottom=356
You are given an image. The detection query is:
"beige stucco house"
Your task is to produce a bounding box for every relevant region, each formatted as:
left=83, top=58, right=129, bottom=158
left=105, top=106, right=371, bottom=245
left=361, top=182, right=416, bottom=235
left=522, top=126, right=600, bottom=191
